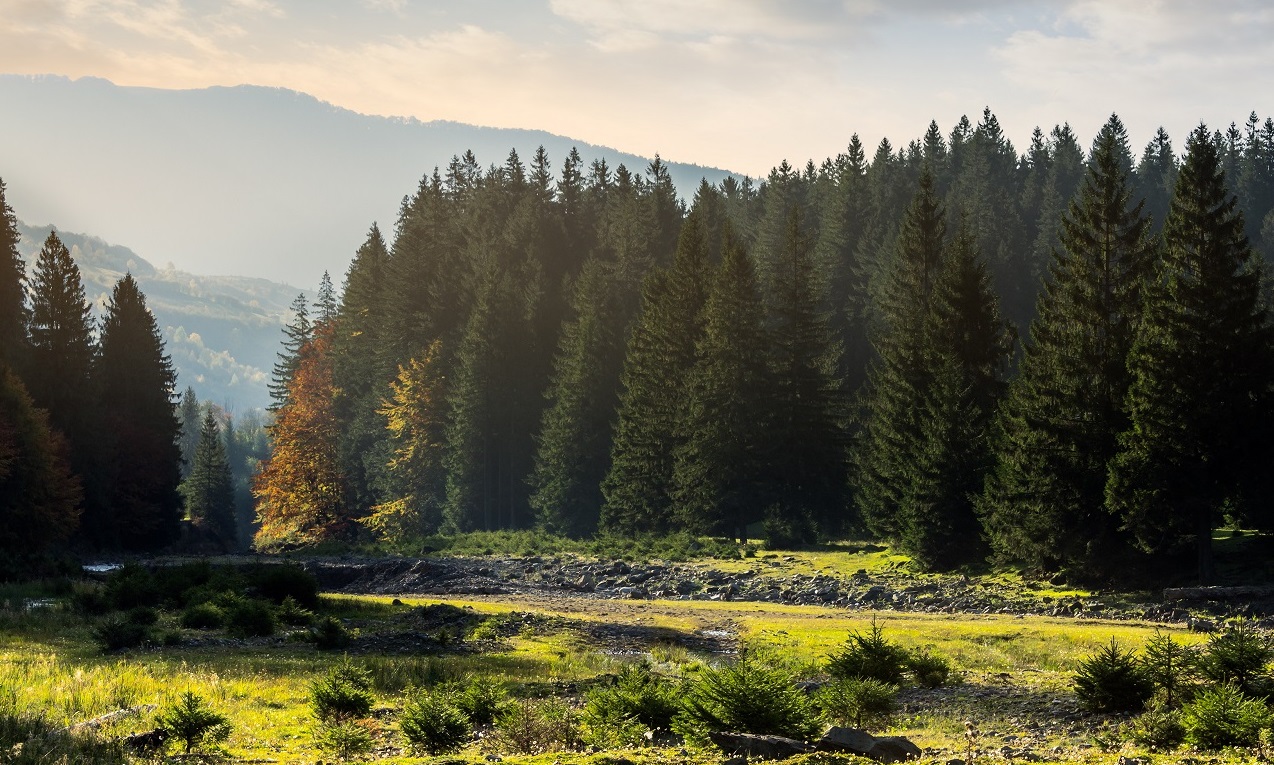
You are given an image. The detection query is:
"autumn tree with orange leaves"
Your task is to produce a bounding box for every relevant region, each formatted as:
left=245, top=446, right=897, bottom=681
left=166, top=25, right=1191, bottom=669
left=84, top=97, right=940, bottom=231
left=252, top=322, right=347, bottom=549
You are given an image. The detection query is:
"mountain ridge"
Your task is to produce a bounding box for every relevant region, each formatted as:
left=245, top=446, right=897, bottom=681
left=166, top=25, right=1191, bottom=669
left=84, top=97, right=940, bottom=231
left=0, top=74, right=743, bottom=284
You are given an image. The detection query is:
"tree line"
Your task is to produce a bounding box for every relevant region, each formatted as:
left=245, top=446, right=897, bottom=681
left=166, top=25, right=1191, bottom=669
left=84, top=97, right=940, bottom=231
left=0, top=183, right=267, bottom=571
left=257, top=109, right=1274, bottom=582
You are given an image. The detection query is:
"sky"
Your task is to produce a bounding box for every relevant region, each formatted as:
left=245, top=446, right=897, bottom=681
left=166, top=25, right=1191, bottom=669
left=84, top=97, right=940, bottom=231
left=3, top=0, right=1273, bottom=178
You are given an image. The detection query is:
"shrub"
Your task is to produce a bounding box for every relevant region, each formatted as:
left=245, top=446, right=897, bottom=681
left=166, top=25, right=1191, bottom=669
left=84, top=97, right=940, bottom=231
left=400, top=690, right=472, bottom=755
left=314, top=719, right=375, bottom=761
left=155, top=691, right=231, bottom=754
left=1127, top=707, right=1186, bottom=751
left=486, top=697, right=581, bottom=755
left=180, top=603, right=225, bottom=630
left=1074, top=640, right=1154, bottom=713
left=1199, top=621, right=1273, bottom=697
left=249, top=564, right=319, bottom=608
left=105, top=563, right=159, bottom=610
left=815, top=677, right=898, bottom=729
left=1181, top=682, right=1272, bottom=749
left=454, top=675, right=510, bottom=727
left=907, top=650, right=952, bottom=688
left=827, top=622, right=911, bottom=685
left=276, top=595, right=314, bottom=626
left=92, top=615, right=149, bottom=652
left=583, top=662, right=681, bottom=747
left=225, top=598, right=276, bottom=638
left=125, top=606, right=159, bottom=626
left=311, top=616, right=351, bottom=650
left=69, top=582, right=112, bottom=615
left=310, top=662, right=375, bottom=723
left=673, top=651, right=820, bottom=743
left=1141, top=630, right=1199, bottom=708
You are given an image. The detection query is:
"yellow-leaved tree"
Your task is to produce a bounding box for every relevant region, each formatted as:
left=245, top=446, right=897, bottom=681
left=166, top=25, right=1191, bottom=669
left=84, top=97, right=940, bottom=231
left=361, top=340, right=446, bottom=542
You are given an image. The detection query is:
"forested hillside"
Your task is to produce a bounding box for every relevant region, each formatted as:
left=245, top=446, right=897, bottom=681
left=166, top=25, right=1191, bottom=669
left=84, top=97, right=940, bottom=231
left=14, top=222, right=300, bottom=411
left=258, top=109, right=1274, bottom=582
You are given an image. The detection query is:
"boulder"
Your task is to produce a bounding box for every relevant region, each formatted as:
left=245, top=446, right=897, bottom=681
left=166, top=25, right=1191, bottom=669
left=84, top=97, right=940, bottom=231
left=868, top=736, right=923, bottom=763
left=816, top=727, right=922, bottom=763
left=816, top=726, right=878, bottom=756
left=707, top=731, right=813, bottom=759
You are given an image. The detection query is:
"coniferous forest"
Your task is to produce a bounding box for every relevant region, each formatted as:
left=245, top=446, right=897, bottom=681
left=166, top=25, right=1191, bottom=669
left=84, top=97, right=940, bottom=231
left=5, top=109, right=1274, bottom=583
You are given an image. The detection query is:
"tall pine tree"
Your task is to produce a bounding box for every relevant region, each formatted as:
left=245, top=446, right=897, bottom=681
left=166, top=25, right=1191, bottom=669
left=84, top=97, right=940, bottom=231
left=1107, top=124, right=1274, bottom=583
left=0, top=178, right=26, bottom=371
left=269, top=293, right=311, bottom=411
left=95, top=273, right=183, bottom=550
left=183, top=409, right=237, bottom=551
left=671, top=227, right=774, bottom=539
left=981, top=115, right=1157, bottom=578
left=599, top=213, right=711, bottom=535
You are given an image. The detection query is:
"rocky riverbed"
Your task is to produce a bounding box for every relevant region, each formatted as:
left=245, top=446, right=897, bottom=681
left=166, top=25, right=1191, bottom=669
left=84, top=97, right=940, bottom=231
left=302, top=554, right=1273, bottom=627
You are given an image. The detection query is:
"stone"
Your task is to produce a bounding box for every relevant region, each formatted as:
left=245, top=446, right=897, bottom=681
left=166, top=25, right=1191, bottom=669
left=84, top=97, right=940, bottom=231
left=816, top=726, right=878, bottom=756
left=868, top=736, right=923, bottom=763
left=707, top=731, right=813, bottom=759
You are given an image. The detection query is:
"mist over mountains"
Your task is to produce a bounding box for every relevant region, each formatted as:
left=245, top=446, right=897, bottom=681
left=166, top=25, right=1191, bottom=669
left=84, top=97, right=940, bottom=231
left=0, top=75, right=739, bottom=285
left=15, top=221, right=294, bottom=412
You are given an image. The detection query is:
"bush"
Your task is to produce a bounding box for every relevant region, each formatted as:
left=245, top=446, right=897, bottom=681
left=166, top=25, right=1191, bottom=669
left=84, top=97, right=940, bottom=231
left=400, top=690, right=472, bottom=755
left=311, top=616, right=351, bottom=650
left=453, top=675, right=510, bottom=727
left=155, top=691, right=231, bottom=754
left=180, top=603, right=225, bottom=630
left=907, top=650, right=951, bottom=688
left=225, top=598, right=276, bottom=638
left=583, top=662, right=681, bottom=747
left=105, top=563, right=159, bottom=610
left=69, top=582, right=112, bottom=615
left=1127, top=707, right=1186, bottom=751
left=1141, top=631, right=1199, bottom=708
left=92, top=615, right=149, bottom=652
left=276, top=595, right=314, bottom=626
left=815, top=677, right=898, bottom=729
left=310, top=662, right=375, bottom=723
left=673, top=651, right=820, bottom=743
left=1199, top=621, right=1273, bottom=697
left=486, top=697, right=581, bottom=755
left=827, top=622, right=911, bottom=685
left=314, top=719, right=375, bottom=761
left=249, top=564, right=319, bottom=608
left=1181, top=682, right=1272, bottom=749
left=1074, top=640, right=1154, bottom=713
left=125, top=606, right=159, bottom=626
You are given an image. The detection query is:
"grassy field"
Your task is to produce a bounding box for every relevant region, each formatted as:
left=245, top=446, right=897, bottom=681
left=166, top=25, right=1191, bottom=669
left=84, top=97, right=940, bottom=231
left=0, top=544, right=1267, bottom=764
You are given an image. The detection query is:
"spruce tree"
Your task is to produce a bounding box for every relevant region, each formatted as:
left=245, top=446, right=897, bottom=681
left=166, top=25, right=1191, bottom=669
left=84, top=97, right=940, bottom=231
left=183, top=409, right=236, bottom=551
left=767, top=207, right=848, bottom=540
left=332, top=225, right=392, bottom=520
left=177, top=386, right=201, bottom=479
left=315, top=271, right=338, bottom=324
left=981, top=115, right=1157, bottom=577
left=599, top=213, right=711, bottom=535
left=529, top=259, right=628, bottom=537
left=856, top=170, right=948, bottom=540
left=269, top=293, right=311, bottom=411
left=26, top=231, right=99, bottom=541
left=95, top=273, right=183, bottom=550
left=671, top=227, right=774, bottom=539
left=0, top=178, right=26, bottom=371
left=1107, top=124, right=1274, bottom=583
left=1136, top=128, right=1178, bottom=235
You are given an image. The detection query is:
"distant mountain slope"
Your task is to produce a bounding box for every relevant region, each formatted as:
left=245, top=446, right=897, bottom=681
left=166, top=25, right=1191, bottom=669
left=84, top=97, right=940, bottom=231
left=0, top=74, right=741, bottom=284
left=17, top=222, right=296, bottom=412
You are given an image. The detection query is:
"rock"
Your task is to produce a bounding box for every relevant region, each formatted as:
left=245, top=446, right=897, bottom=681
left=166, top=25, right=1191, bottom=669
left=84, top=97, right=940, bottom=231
left=123, top=729, right=167, bottom=753
left=817, top=726, right=878, bottom=755
left=707, top=731, right=813, bottom=759
left=868, top=736, right=923, bottom=763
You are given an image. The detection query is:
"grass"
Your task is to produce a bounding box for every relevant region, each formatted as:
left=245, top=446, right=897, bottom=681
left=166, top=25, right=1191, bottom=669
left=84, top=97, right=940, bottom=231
left=0, top=552, right=1263, bottom=765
